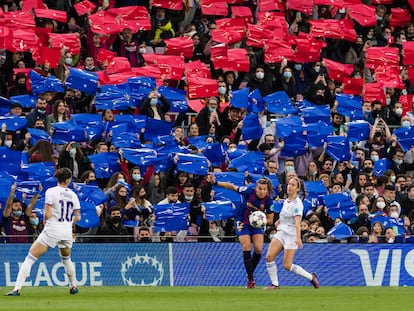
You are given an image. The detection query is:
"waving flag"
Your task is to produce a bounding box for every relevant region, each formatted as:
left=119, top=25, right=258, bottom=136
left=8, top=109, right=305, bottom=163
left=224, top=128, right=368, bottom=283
left=242, top=113, right=263, bottom=140
left=324, top=193, right=356, bottom=221
left=373, top=158, right=392, bottom=176
left=121, top=148, right=157, bottom=166
left=154, top=203, right=190, bottom=232
left=30, top=71, right=65, bottom=95
left=21, top=162, right=55, bottom=183
left=95, top=85, right=130, bottom=110
left=305, top=122, right=331, bottom=148
left=71, top=113, right=103, bottom=141
left=158, top=86, right=188, bottom=113
left=228, top=151, right=265, bottom=174
left=74, top=184, right=108, bottom=205
left=88, top=152, right=121, bottom=179
left=393, top=126, right=414, bottom=152
left=230, top=88, right=249, bottom=109
left=34, top=9, right=67, bottom=23
left=112, top=132, right=142, bottom=149
left=0, top=116, right=27, bottom=131
left=145, top=118, right=173, bottom=141
left=264, top=91, right=297, bottom=114
left=275, top=115, right=302, bottom=139
left=346, top=120, right=370, bottom=142
left=336, top=94, right=363, bottom=120
left=15, top=180, right=41, bottom=201
left=280, top=132, right=307, bottom=157
left=51, top=121, right=85, bottom=144
left=66, top=68, right=98, bottom=95
left=327, top=222, right=355, bottom=240
left=214, top=171, right=246, bottom=186
left=74, top=0, right=96, bottom=15
left=27, top=128, right=49, bottom=144
left=203, top=143, right=226, bottom=164
left=370, top=215, right=404, bottom=235
left=176, top=153, right=209, bottom=175
left=304, top=181, right=327, bottom=208
left=76, top=201, right=100, bottom=229
left=326, top=135, right=351, bottom=161
left=213, top=186, right=243, bottom=209
left=204, top=200, right=236, bottom=221
left=300, top=104, right=331, bottom=124
left=10, top=95, right=37, bottom=109
left=0, top=147, right=22, bottom=173
left=248, top=89, right=264, bottom=113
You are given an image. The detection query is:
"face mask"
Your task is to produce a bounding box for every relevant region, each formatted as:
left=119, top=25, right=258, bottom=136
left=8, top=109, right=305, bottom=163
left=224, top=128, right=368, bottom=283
left=386, top=98, right=391, bottom=106
left=395, top=108, right=402, bottom=116
left=402, top=120, right=410, bottom=128
left=184, top=195, right=194, bottom=201
left=4, top=140, right=12, bottom=148
left=376, top=15, right=383, bottom=21
left=140, top=237, right=151, bottom=242
left=283, top=71, right=292, bottom=79
left=377, top=201, right=386, bottom=209
left=384, top=35, right=389, bottom=40
left=30, top=218, right=39, bottom=226
left=37, top=109, right=46, bottom=114
left=371, top=155, right=379, bottom=162
left=139, top=47, right=147, bottom=54
left=390, top=211, right=399, bottom=218
left=132, top=173, right=141, bottom=181
left=314, top=66, right=321, bottom=73
left=255, top=71, right=264, bottom=80
left=218, top=86, right=227, bottom=95
left=228, top=148, right=236, bottom=152
left=69, top=148, right=76, bottom=157
left=310, top=171, right=317, bottom=176
left=111, top=216, right=121, bottom=224
left=390, top=175, right=396, bottom=183
left=364, top=167, right=373, bottom=174
left=150, top=98, right=158, bottom=106
left=394, top=159, right=403, bottom=166
left=294, top=64, right=302, bottom=71
left=65, top=58, right=73, bottom=65
left=12, top=210, right=22, bottom=217
left=208, top=107, right=216, bottom=113
left=285, top=165, right=295, bottom=172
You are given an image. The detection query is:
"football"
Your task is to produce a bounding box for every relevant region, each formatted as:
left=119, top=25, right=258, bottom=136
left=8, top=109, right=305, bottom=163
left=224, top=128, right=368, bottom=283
left=249, top=211, right=267, bottom=229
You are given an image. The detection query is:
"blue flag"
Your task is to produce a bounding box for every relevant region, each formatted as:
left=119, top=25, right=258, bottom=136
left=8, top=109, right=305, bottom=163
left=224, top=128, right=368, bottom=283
left=27, top=128, right=49, bottom=144
left=0, top=116, right=27, bottom=131
left=88, top=152, right=121, bottom=179
left=247, top=89, right=264, bottom=113
left=305, top=122, right=331, bottom=148
left=275, top=115, right=302, bottom=139
left=158, top=86, right=188, bottom=113
left=0, top=96, right=11, bottom=116
left=95, top=85, right=130, bottom=110
left=114, top=114, right=146, bottom=133
left=214, top=171, right=246, bottom=186
left=112, top=132, right=143, bottom=149
left=10, top=95, right=37, bottom=109
left=15, top=180, right=41, bottom=201
left=373, top=158, right=392, bottom=176
left=230, top=87, right=249, bottom=109
left=323, top=192, right=356, bottom=221
left=370, top=216, right=405, bottom=235
left=203, top=143, right=226, bottom=164
left=186, top=135, right=209, bottom=149
left=326, top=135, right=351, bottom=161
left=327, top=222, right=355, bottom=240
left=21, top=162, right=55, bottom=183
left=71, top=114, right=103, bottom=141
left=74, top=183, right=108, bottom=205
left=336, top=94, right=363, bottom=120
left=66, top=67, right=98, bottom=95
left=154, top=202, right=190, bottom=232
left=51, top=120, right=85, bottom=144
left=280, top=133, right=307, bottom=157
left=204, top=200, right=236, bottom=221
left=300, top=104, right=331, bottom=124
left=264, top=91, right=297, bottom=114
left=145, top=118, right=173, bottom=141
left=30, top=71, right=65, bottom=95
left=242, top=113, right=263, bottom=140
left=304, top=181, right=327, bottom=208
left=346, top=120, right=370, bottom=142
left=213, top=186, right=243, bottom=209
left=228, top=151, right=265, bottom=174
left=122, top=148, right=158, bottom=166
left=393, top=126, right=414, bottom=152
left=176, top=153, right=209, bottom=175
left=76, top=201, right=101, bottom=229
left=0, top=147, right=23, bottom=173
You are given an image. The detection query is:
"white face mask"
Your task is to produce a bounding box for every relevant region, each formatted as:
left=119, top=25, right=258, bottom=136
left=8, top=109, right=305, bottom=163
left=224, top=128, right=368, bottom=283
left=255, top=71, right=264, bottom=80
left=218, top=86, right=227, bottom=95
left=132, top=173, right=141, bottom=181
left=69, top=148, right=76, bottom=157
left=4, top=140, right=12, bottom=148
left=371, top=155, right=379, bottom=162
left=377, top=201, right=386, bottom=209
left=314, top=66, right=321, bottom=73
left=65, top=57, right=73, bottom=65
left=395, top=108, right=403, bottom=116
left=390, top=211, right=399, bottom=218
left=402, top=120, right=411, bottom=128
left=139, top=47, right=147, bottom=54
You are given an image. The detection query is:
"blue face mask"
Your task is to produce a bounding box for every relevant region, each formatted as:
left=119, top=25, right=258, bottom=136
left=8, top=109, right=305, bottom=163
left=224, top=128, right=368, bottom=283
left=12, top=210, right=22, bottom=217
left=30, top=218, right=39, bottom=226
left=150, top=98, right=158, bottom=106
left=294, top=64, right=302, bottom=71
left=283, top=71, right=292, bottom=79
left=208, top=107, right=216, bottom=113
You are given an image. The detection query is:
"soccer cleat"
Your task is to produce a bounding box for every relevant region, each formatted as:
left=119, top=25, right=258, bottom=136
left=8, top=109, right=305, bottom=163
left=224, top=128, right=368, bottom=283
left=246, top=280, right=256, bottom=289
left=263, top=284, right=280, bottom=290
left=69, top=286, right=79, bottom=295
left=310, top=273, right=320, bottom=289
left=4, top=290, right=20, bottom=296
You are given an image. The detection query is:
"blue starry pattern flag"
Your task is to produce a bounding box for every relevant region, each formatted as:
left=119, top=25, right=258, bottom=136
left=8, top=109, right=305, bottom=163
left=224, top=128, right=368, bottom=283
left=0, top=96, right=11, bottom=116
left=74, top=183, right=108, bottom=205
left=127, top=77, right=155, bottom=108
left=213, top=186, right=243, bottom=209
left=51, top=120, right=85, bottom=144
left=336, top=94, right=363, bottom=120
left=121, top=148, right=158, bottom=166
left=203, top=143, right=226, bottom=164
left=187, top=135, right=209, bottom=149
left=346, top=120, right=370, bottom=142
left=327, top=222, right=355, bottom=240
left=15, top=180, right=41, bottom=201
left=214, top=171, right=246, bottom=186
left=304, top=122, right=331, bottom=148
left=300, top=104, right=331, bottom=124
left=228, top=151, right=265, bottom=174
left=204, top=200, right=236, bottom=221
left=65, top=67, right=98, bottom=95
left=176, top=152, right=209, bottom=175
left=151, top=144, right=179, bottom=173
left=326, top=135, right=351, bottom=161
left=275, top=115, right=302, bottom=139
left=0, top=116, right=27, bottom=131
left=10, top=95, right=37, bottom=109
left=88, top=152, right=121, bottom=179
left=230, top=87, right=249, bottom=109
left=144, top=118, right=173, bottom=141
left=112, top=132, right=142, bottom=149
left=158, top=86, right=188, bottom=113
left=95, top=85, right=130, bottom=110
left=248, top=89, right=264, bottom=113
left=154, top=202, right=190, bottom=232
left=323, top=192, right=356, bottom=221
left=393, top=126, right=414, bottom=152
left=370, top=215, right=405, bottom=235
left=280, top=132, right=307, bottom=157
left=0, top=174, right=16, bottom=205
left=264, top=91, right=297, bottom=114
left=30, top=71, right=65, bottom=95
left=71, top=113, right=103, bottom=141
left=21, top=162, right=55, bottom=184
left=76, top=201, right=101, bottom=229
left=242, top=113, right=263, bottom=140
left=114, top=114, right=146, bottom=133
left=108, top=123, right=129, bottom=137
left=373, top=158, right=392, bottom=176
left=304, top=181, right=327, bottom=208
left=0, top=147, right=23, bottom=173
left=27, top=128, right=50, bottom=144
left=227, top=147, right=247, bottom=160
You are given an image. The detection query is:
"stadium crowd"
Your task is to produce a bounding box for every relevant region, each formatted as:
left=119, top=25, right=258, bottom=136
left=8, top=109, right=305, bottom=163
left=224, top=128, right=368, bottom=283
left=0, top=0, right=414, bottom=244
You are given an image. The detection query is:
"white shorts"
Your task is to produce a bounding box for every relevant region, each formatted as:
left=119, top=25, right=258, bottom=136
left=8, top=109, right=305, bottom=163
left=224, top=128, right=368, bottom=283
left=274, top=230, right=298, bottom=250
left=36, top=231, right=73, bottom=249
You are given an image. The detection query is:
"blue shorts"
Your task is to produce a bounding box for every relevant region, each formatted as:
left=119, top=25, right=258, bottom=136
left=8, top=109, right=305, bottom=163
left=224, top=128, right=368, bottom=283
left=235, top=221, right=264, bottom=237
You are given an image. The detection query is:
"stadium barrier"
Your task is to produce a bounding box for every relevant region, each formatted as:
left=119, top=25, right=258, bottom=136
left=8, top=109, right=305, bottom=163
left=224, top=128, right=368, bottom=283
left=1, top=243, right=413, bottom=287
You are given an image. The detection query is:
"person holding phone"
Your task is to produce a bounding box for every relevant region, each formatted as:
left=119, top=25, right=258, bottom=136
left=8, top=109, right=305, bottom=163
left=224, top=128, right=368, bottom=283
left=58, top=141, right=91, bottom=181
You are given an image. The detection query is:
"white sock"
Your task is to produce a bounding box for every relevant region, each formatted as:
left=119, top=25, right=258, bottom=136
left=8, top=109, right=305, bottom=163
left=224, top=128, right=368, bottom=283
left=14, top=253, right=37, bottom=291
left=290, top=264, right=312, bottom=281
left=266, top=261, right=279, bottom=286
left=61, top=255, right=76, bottom=287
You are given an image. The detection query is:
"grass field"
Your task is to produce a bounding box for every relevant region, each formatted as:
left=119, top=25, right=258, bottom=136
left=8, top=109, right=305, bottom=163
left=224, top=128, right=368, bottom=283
left=1, top=286, right=413, bottom=311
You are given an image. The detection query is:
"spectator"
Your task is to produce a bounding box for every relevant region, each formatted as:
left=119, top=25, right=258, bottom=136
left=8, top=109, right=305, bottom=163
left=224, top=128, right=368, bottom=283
left=26, top=96, right=50, bottom=131
left=140, top=89, right=171, bottom=120
left=96, top=206, right=129, bottom=243
left=136, top=226, right=152, bottom=242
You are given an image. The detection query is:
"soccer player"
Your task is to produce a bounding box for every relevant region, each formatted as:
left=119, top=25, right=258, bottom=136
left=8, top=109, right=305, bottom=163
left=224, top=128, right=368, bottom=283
left=211, top=174, right=274, bottom=288
left=5, top=168, right=81, bottom=296
left=265, top=177, right=320, bottom=289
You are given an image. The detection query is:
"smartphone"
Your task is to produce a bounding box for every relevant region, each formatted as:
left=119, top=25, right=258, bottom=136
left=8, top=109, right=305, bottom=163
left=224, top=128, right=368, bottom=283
left=72, top=142, right=81, bottom=148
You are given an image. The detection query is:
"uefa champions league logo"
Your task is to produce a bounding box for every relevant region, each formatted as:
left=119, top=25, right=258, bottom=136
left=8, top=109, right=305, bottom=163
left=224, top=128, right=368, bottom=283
left=120, top=253, right=164, bottom=286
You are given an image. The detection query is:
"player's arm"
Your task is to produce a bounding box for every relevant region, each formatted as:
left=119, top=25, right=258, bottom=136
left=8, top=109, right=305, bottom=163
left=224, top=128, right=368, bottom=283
left=295, top=215, right=303, bottom=248
left=3, top=183, right=16, bottom=217
left=72, top=209, right=81, bottom=224
left=44, top=203, right=52, bottom=224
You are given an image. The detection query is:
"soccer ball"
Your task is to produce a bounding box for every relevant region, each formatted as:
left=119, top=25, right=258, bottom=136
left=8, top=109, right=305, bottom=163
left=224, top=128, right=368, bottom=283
left=249, top=211, right=267, bottom=229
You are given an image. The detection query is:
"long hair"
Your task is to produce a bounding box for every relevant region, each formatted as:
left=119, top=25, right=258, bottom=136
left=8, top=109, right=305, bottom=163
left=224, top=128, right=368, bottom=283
left=27, top=139, right=54, bottom=162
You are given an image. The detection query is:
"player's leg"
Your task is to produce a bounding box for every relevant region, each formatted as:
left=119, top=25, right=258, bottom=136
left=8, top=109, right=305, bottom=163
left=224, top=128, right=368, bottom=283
left=238, top=234, right=255, bottom=287
left=283, top=249, right=314, bottom=282
left=59, top=246, right=78, bottom=294
left=265, top=236, right=283, bottom=288
left=251, top=233, right=264, bottom=273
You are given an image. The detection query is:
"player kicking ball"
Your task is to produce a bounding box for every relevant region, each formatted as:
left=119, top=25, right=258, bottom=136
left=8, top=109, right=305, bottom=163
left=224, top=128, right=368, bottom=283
left=5, top=168, right=81, bottom=296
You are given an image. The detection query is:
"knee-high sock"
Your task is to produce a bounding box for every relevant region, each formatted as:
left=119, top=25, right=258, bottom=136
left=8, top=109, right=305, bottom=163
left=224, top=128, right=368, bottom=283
left=14, top=253, right=37, bottom=291
left=61, top=255, right=76, bottom=287
left=243, top=251, right=254, bottom=281
left=251, top=252, right=262, bottom=272
left=266, top=261, right=279, bottom=286
left=290, top=263, right=312, bottom=281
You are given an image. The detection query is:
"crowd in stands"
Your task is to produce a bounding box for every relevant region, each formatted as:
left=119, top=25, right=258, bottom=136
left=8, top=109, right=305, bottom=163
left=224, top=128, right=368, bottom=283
left=1, top=0, right=414, bottom=244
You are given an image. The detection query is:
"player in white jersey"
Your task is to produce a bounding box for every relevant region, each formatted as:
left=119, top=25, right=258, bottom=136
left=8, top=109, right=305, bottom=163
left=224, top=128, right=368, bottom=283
left=264, top=177, right=320, bottom=289
left=5, top=168, right=81, bottom=296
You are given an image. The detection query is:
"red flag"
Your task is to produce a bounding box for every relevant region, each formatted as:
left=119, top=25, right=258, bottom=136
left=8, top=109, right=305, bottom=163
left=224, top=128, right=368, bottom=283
left=97, top=48, right=115, bottom=65
left=152, top=0, right=183, bottom=10
left=231, top=6, right=253, bottom=20
left=107, top=71, right=139, bottom=84
left=365, top=47, right=400, bottom=69
left=106, top=57, right=131, bottom=74
left=265, top=40, right=295, bottom=63
left=342, top=78, right=364, bottom=95
left=400, top=95, right=414, bottom=116
left=119, top=18, right=152, bottom=32
left=246, top=23, right=274, bottom=48
left=35, top=9, right=67, bottom=23
left=338, top=18, right=357, bottom=42
left=33, top=46, right=62, bottom=68
left=409, top=0, right=414, bottom=10
left=143, top=54, right=184, bottom=67
left=74, top=0, right=97, bottom=16
left=13, top=29, right=37, bottom=52
left=375, top=67, right=405, bottom=89
left=403, top=42, right=414, bottom=65
left=256, top=12, right=287, bottom=40
left=185, top=60, right=211, bottom=78
left=202, top=1, right=228, bottom=16
left=287, top=0, right=313, bottom=15
left=211, top=29, right=245, bottom=44
left=211, top=44, right=228, bottom=59
left=294, top=38, right=324, bottom=63
left=188, top=76, right=218, bottom=99
left=21, top=0, right=45, bottom=10
left=408, top=66, right=414, bottom=85
left=4, top=11, right=35, bottom=29
left=323, top=58, right=354, bottom=83
left=371, top=0, right=393, bottom=4
left=390, top=8, right=411, bottom=28
left=224, top=48, right=250, bottom=72
left=310, top=20, right=343, bottom=40
left=49, top=33, right=81, bottom=54
left=364, top=83, right=386, bottom=105
left=89, top=11, right=121, bottom=35
left=216, top=17, right=246, bottom=35
left=13, top=68, right=32, bottom=75
left=314, top=0, right=343, bottom=7
left=109, top=6, right=149, bottom=18
left=34, top=27, right=52, bottom=47
left=96, top=70, right=110, bottom=85
left=258, top=0, right=285, bottom=11
left=164, top=36, right=194, bottom=59
left=348, top=5, right=377, bottom=27
left=188, top=99, right=205, bottom=113
left=0, top=26, right=9, bottom=37
left=132, top=66, right=162, bottom=79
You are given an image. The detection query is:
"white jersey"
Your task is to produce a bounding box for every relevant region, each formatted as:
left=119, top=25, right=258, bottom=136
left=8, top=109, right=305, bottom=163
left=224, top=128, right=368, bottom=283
left=43, top=185, right=81, bottom=240
left=277, top=197, right=303, bottom=236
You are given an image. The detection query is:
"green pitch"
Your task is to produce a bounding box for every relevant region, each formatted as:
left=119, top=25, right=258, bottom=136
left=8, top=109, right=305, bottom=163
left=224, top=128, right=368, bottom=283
left=1, top=286, right=413, bottom=311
